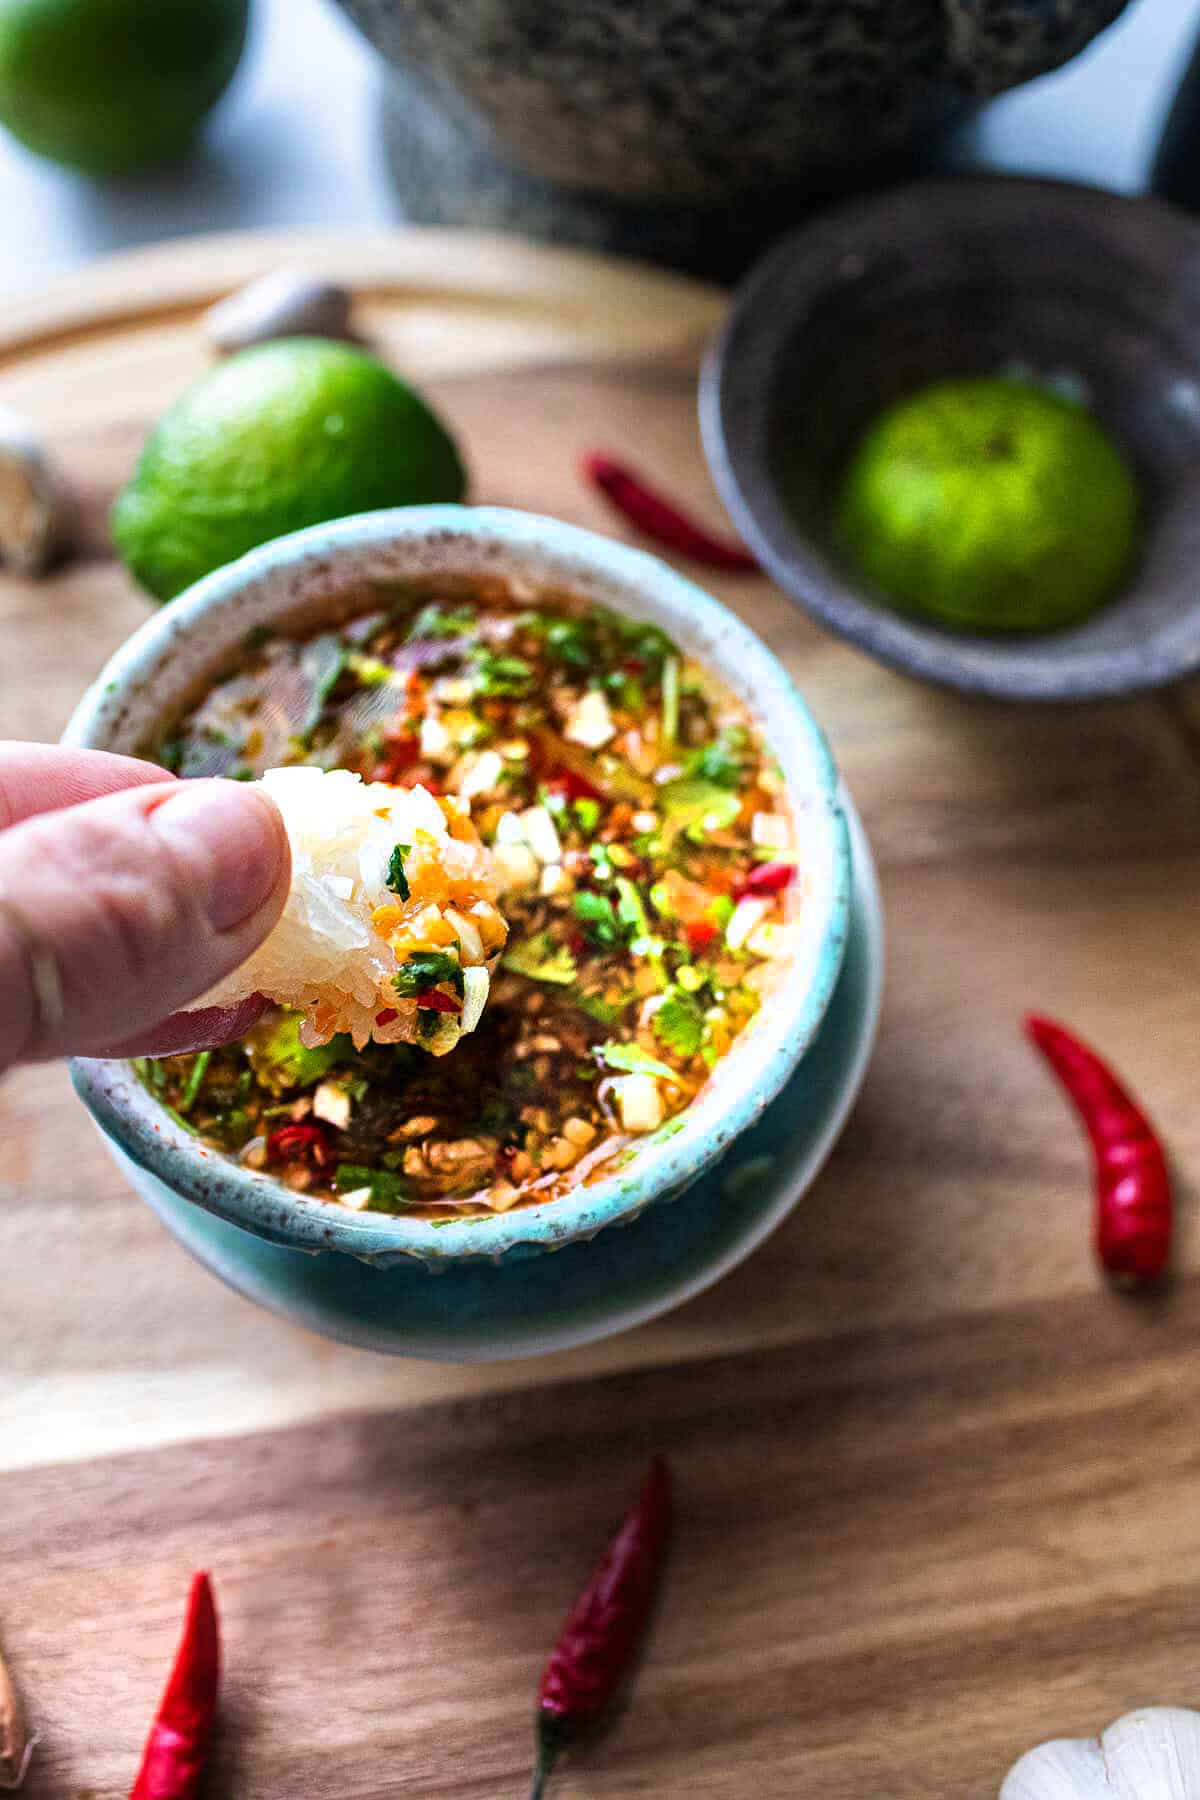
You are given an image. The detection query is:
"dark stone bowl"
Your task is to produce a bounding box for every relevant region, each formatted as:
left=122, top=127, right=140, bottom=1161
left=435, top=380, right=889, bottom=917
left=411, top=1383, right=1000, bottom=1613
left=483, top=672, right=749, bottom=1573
left=701, top=177, right=1200, bottom=702
left=335, top=0, right=1128, bottom=208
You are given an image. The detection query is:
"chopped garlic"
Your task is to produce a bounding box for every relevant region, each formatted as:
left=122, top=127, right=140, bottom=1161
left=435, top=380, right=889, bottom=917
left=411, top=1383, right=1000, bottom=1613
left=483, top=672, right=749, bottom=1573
left=445, top=907, right=485, bottom=963
left=494, top=810, right=525, bottom=844
left=616, top=1073, right=664, bottom=1133
left=312, top=1082, right=352, bottom=1129
left=751, top=812, right=792, bottom=850
left=631, top=810, right=659, bottom=832
left=460, top=965, right=490, bottom=1034
left=520, top=804, right=563, bottom=865
left=726, top=896, right=771, bottom=951
left=746, top=920, right=800, bottom=960
left=539, top=863, right=573, bottom=898
left=564, top=687, right=616, bottom=748
left=420, top=715, right=451, bottom=759
left=493, top=842, right=540, bottom=891
left=338, top=1186, right=373, bottom=1211
left=458, top=749, right=504, bottom=800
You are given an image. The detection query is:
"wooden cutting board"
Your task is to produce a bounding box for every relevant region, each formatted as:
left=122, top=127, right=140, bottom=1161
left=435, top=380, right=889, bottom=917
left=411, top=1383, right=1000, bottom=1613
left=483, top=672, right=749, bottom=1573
left=2, top=227, right=1199, bottom=1800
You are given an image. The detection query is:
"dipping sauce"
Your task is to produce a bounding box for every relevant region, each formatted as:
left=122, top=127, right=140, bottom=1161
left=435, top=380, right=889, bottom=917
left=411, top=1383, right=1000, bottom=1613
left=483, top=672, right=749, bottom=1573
left=141, top=576, right=808, bottom=1219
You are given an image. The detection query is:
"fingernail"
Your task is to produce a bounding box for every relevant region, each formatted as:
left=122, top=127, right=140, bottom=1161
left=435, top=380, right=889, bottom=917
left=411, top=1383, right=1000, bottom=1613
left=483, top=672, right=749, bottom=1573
left=150, top=781, right=287, bottom=932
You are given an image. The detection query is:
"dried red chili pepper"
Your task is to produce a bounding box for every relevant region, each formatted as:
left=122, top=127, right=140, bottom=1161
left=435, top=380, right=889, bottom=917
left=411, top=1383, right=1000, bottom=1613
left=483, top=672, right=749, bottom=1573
left=735, top=860, right=796, bottom=901
left=374, top=1007, right=398, bottom=1027
left=1025, top=1014, right=1172, bottom=1285
left=130, top=1572, right=219, bottom=1800
left=582, top=453, right=759, bottom=573
left=530, top=1457, right=672, bottom=1799
left=266, top=1122, right=333, bottom=1167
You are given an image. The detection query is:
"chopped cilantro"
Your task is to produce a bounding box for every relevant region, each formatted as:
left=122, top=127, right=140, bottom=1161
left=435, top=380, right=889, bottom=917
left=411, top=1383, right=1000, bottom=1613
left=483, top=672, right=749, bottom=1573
left=503, top=933, right=578, bottom=986
left=473, top=650, right=533, bottom=697
left=685, top=730, right=747, bottom=788
left=574, top=889, right=622, bottom=949
left=409, top=603, right=476, bottom=639
left=386, top=843, right=411, bottom=901
left=347, top=652, right=394, bottom=687
left=653, top=989, right=705, bottom=1059
left=614, top=876, right=651, bottom=939
left=573, top=796, right=601, bottom=833
left=708, top=894, right=735, bottom=928
left=543, top=617, right=592, bottom=669
left=393, top=949, right=464, bottom=998
left=598, top=1041, right=678, bottom=1082
left=570, top=986, right=634, bottom=1027
left=334, top=1164, right=412, bottom=1212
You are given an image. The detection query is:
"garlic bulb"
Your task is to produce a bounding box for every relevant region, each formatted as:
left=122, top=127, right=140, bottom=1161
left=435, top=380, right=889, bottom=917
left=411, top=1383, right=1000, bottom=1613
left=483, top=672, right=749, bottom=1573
left=0, top=407, right=71, bottom=575
left=204, top=271, right=354, bottom=353
left=1002, top=1707, right=1200, bottom=1798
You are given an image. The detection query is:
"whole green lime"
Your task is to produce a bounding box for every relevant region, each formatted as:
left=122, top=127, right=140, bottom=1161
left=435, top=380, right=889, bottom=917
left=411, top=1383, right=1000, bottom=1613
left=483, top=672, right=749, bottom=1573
left=0, top=0, right=249, bottom=176
left=112, top=338, right=467, bottom=602
left=834, top=377, right=1139, bottom=633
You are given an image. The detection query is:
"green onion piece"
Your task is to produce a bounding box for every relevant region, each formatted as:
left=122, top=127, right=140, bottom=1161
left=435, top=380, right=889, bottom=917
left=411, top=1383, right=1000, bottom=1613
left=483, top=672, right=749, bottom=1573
left=177, top=1050, right=212, bottom=1117
left=661, top=655, right=680, bottom=744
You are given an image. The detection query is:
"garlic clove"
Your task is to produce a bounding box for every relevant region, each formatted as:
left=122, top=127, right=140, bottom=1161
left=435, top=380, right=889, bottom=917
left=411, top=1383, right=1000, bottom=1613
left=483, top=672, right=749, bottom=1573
left=1102, top=1707, right=1200, bottom=1799
left=1001, top=1737, right=1108, bottom=1799
left=0, top=406, right=71, bottom=577
left=204, top=271, right=355, bottom=354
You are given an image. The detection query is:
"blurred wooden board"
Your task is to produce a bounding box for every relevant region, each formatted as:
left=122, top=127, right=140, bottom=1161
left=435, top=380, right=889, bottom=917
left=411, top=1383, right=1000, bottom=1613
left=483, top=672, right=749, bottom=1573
left=1, top=227, right=1199, bottom=1798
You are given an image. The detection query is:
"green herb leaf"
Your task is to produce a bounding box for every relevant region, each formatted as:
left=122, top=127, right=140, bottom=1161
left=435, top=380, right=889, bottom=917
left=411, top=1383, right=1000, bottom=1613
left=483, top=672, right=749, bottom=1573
left=573, top=797, right=601, bottom=833
left=393, top=949, right=464, bottom=998
left=573, top=889, right=622, bottom=949
left=598, top=1041, right=678, bottom=1081
left=653, top=989, right=705, bottom=1059
left=543, top=617, right=593, bottom=669
left=409, top=603, right=477, bottom=639
left=386, top=843, right=411, bottom=901
left=569, top=986, right=634, bottom=1027
left=473, top=650, right=534, bottom=697
left=503, top=933, right=579, bottom=986
left=685, top=730, right=747, bottom=788
left=614, top=875, right=650, bottom=940
left=334, top=1164, right=412, bottom=1212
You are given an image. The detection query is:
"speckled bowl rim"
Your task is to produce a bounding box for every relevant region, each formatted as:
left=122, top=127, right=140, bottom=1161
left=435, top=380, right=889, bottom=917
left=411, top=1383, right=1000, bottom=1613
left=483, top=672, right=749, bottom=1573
left=700, top=174, right=1200, bottom=703
left=66, top=505, right=850, bottom=1264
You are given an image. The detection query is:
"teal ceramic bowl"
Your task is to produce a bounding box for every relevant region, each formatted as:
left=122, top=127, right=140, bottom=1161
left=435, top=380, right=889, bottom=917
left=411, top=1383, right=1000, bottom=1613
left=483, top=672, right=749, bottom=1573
left=66, top=506, right=852, bottom=1273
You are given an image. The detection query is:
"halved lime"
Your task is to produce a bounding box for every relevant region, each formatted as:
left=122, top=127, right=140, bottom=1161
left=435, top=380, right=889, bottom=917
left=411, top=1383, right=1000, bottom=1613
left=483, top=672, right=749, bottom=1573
left=834, top=377, right=1139, bottom=633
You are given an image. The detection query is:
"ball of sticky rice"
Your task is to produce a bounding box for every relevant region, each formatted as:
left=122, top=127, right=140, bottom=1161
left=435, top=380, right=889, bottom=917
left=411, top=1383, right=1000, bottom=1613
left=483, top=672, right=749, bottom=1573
left=195, top=767, right=507, bottom=1054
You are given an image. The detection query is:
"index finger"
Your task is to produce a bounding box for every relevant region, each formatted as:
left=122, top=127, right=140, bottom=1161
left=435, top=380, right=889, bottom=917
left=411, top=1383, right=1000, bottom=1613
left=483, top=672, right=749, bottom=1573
left=0, top=742, right=174, bottom=831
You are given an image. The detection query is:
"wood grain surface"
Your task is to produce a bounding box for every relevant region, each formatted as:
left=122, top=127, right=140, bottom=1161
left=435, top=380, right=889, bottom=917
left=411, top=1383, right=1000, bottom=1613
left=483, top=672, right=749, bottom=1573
left=2, top=228, right=1199, bottom=1799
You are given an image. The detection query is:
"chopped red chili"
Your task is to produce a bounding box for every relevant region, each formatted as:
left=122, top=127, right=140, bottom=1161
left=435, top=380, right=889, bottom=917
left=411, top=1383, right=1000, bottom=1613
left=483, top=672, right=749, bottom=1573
left=547, top=768, right=605, bottom=804
left=735, top=860, right=796, bottom=900
left=266, top=1122, right=333, bottom=1166
left=685, top=919, right=719, bottom=955
left=374, top=1008, right=398, bottom=1027
left=416, top=988, right=462, bottom=1014
left=1025, top=1013, right=1172, bottom=1285
left=582, top=452, right=759, bottom=573
left=129, top=1571, right=219, bottom=1800
left=531, top=1457, right=672, bottom=1798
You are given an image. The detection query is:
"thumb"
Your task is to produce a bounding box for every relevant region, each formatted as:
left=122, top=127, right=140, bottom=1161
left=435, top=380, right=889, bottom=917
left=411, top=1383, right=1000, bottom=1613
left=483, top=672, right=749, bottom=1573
left=0, top=778, right=289, bottom=1069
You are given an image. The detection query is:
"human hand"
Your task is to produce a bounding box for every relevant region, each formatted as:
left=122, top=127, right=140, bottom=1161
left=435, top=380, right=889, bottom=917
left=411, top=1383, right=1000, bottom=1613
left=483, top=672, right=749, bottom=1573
left=0, top=742, right=290, bottom=1075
